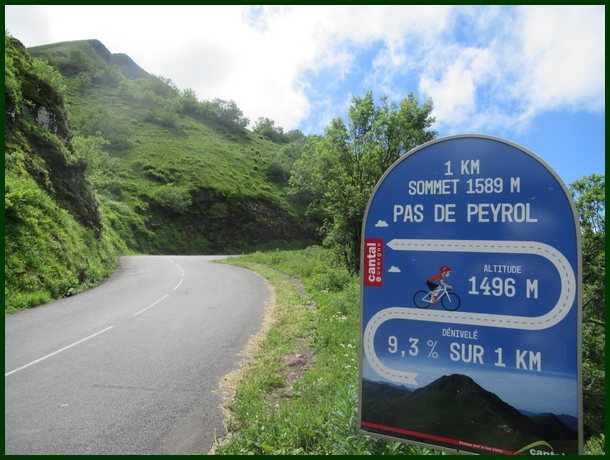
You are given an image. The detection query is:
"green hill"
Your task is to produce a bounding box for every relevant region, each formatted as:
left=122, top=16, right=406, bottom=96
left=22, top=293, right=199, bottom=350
left=27, top=38, right=150, bottom=80
left=361, top=375, right=578, bottom=455
left=5, top=34, right=318, bottom=312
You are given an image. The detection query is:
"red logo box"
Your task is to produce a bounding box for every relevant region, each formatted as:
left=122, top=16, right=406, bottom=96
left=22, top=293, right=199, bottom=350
left=364, top=238, right=383, bottom=287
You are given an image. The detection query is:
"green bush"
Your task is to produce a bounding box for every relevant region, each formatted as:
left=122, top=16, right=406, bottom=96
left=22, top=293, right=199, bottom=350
left=150, top=184, right=192, bottom=213
left=4, top=172, right=124, bottom=312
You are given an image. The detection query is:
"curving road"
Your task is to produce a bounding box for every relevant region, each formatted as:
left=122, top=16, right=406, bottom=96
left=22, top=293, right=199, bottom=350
left=5, top=256, right=269, bottom=454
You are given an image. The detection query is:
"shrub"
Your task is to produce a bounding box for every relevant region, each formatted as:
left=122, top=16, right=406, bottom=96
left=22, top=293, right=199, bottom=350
left=151, top=184, right=192, bottom=214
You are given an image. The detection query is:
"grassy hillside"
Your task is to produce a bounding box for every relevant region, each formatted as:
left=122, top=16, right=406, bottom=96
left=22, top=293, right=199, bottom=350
left=5, top=34, right=127, bottom=311
left=28, top=37, right=317, bottom=255
left=5, top=34, right=318, bottom=311
left=26, top=38, right=150, bottom=80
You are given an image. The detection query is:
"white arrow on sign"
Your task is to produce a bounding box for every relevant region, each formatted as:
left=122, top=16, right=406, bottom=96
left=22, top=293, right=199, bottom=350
left=363, top=239, right=576, bottom=385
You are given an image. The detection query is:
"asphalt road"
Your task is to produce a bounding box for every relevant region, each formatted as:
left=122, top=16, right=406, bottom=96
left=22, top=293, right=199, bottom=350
left=5, top=255, right=269, bottom=454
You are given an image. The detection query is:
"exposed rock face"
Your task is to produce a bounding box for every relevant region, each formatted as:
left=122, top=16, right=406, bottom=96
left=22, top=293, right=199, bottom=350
left=35, top=105, right=74, bottom=144
left=35, top=105, right=52, bottom=129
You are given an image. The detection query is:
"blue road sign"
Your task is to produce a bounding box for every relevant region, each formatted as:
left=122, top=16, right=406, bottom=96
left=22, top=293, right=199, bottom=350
left=359, top=135, right=582, bottom=455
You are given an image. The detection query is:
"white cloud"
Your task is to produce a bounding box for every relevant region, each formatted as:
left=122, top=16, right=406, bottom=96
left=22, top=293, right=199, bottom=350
left=388, top=266, right=401, bottom=273
left=375, top=220, right=388, bottom=227
left=5, top=5, right=604, bottom=135
left=415, top=5, right=605, bottom=133
left=516, top=6, right=605, bottom=114
left=419, top=50, right=482, bottom=126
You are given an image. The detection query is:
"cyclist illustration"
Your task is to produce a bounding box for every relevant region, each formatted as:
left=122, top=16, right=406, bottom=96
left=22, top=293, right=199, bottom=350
left=426, top=266, right=453, bottom=306
left=413, top=266, right=461, bottom=310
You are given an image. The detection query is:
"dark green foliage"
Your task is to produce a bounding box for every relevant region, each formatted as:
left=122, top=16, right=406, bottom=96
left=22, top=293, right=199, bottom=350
left=5, top=172, right=120, bottom=306
left=569, top=174, right=605, bottom=439
left=253, top=117, right=307, bottom=145
left=149, top=184, right=192, bottom=214
left=179, top=87, right=199, bottom=114
left=209, top=98, right=250, bottom=130
left=290, top=90, right=437, bottom=274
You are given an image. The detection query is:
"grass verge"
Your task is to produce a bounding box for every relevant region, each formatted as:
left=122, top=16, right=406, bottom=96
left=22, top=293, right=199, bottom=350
left=210, top=247, right=441, bottom=455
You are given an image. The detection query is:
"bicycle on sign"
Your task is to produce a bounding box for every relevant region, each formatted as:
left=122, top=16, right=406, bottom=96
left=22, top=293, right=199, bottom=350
left=413, top=286, right=461, bottom=311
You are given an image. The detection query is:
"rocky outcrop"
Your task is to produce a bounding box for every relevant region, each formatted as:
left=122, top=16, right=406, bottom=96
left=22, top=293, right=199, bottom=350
left=35, top=105, right=74, bottom=144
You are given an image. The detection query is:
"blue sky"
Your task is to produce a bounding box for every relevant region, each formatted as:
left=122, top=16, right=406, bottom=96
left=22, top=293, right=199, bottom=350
left=5, top=5, right=605, bottom=186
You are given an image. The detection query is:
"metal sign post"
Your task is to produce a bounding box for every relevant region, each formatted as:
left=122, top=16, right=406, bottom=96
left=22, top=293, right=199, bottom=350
left=359, top=135, right=582, bottom=455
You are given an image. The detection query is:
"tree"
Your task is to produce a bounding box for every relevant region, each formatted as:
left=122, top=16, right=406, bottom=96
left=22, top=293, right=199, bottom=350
left=149, top=74, right=180, bottom=98
left=285, top=129, right=307, bottom=144
left=290, top=90, right=437, bottom=273
left=180, top=88, right=199, bottom=114
left=72, top=132, right=111, bottom=174
left=569, top=174, right=605, bottom=440
left=32, top=57, right=67, bottom=99
left=253, top=116, right=285, bottom=143
left=210, top=98, right=250, bottom=131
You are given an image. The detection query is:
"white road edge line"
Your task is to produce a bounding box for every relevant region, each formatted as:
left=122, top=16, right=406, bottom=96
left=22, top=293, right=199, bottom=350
left=133, top=294, right=168, bottom=317
left=173, top=279, right=183, bottom=291
left=5, top=326, right=115, bottom=377
left=167, top=257, right=184, bottom=290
